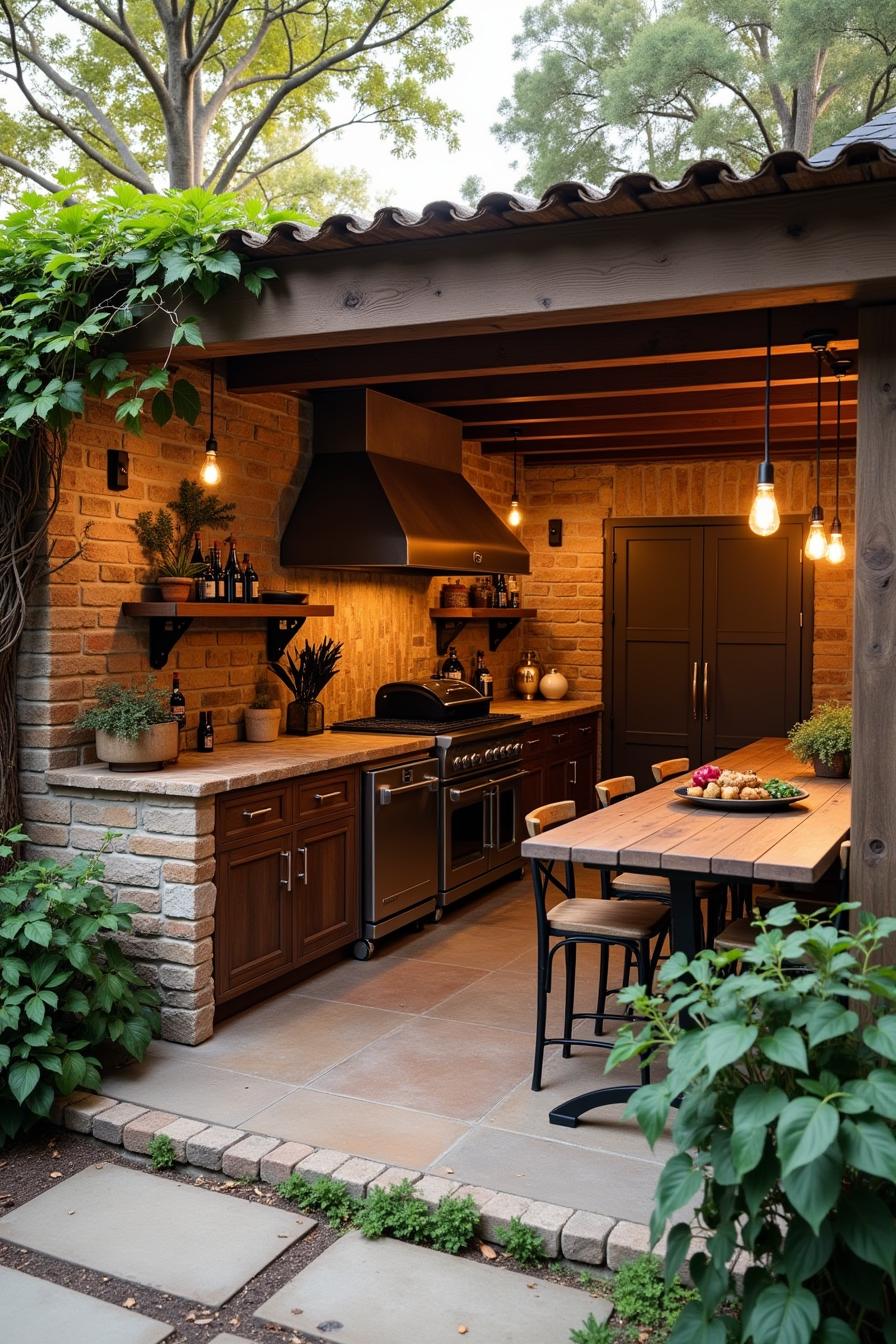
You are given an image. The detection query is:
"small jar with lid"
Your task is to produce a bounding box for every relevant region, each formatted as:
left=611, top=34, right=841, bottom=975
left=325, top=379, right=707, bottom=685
left=513, top=649, right=542, bottom=701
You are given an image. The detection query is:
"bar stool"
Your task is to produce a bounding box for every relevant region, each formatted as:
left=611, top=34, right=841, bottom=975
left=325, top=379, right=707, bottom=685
left=525, top=801, right=670, bottom=1092
left=715, top=842, right=851, bottom=953
left=651, top=758, right=690, bottom=783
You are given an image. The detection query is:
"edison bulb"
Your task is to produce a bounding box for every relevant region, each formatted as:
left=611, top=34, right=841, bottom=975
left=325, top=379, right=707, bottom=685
left=826, top=526, right=846, bottom=564
left=748, top=482, right=780, bottom=536
left=805, top=517, right=828, bottom=560
left=507, top=494, right=522, bottom=528
left=200, top=449, right=221, bottom=486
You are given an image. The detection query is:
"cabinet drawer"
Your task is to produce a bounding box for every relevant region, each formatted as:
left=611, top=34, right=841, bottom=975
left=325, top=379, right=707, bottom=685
left=544, top=723, right=573, bottom=756
left=520, top=726, right=546, bottom=761
left=217, top=784, right=292, bottom=846
left=297, top=769, right=356, bottom=822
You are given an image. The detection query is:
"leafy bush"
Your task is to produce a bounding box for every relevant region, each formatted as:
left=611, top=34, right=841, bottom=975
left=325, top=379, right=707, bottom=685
left=787, top=700, right=852, bottom=767
left=609, top=901, right=896, bottom=1342
left=277, top=1172, right=359, bottom=1227
left=429, top=1194, right=480, bottom=1254
left=0, top=827, right=159, bottom=1143
left=569, top=1316, right=612, bottom=1344
left=133, top=479, right=236, bottom=579
left=148, top=1133, right=176, bottom=1170
left=73, top=677, right=173, bottom=741
left=611, top=1254, right=695, bottom=1332
left=503, top=1216, right=546, bottom=1267
left=356, top=1180, right=433, bottom=1244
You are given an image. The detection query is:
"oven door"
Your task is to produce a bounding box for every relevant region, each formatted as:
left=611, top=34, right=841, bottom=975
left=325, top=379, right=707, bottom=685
left=441, top=776, right=492, bottom=894
left=487, top=767, right=528, bottom=870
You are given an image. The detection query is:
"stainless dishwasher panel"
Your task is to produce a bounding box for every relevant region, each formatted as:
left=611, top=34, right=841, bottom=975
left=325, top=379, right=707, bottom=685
left=362, top=757, right=439, bottom=937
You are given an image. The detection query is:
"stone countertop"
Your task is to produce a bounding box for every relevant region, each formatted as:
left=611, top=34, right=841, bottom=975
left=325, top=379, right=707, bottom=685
left=45, top=697, right=602, bottom=800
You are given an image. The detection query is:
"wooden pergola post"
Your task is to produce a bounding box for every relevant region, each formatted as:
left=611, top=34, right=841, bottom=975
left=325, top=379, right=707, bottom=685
left=852, top=306, right=896, bottom=919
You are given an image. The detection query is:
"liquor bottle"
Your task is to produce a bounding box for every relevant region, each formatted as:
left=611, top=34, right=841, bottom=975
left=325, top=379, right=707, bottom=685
left=212, top=544, right=226, bottom=602
left=242, top=552, right=259, bottom=603
left=441, top=645, right=465, bottom=681
left=199, top=549, right=216, bottom=602
left=196, top=710, right=214, bottom=752
left=224, top=539, right=244, bottom=602
left=169, top=673, right=186, bottom=732
left=190, top=532, right=204, bottom=566
left=494, top=573, right=508, bottom=609
left=472, top=650, right=494, bottom=699
left=507, top=574, right=520, bottom=609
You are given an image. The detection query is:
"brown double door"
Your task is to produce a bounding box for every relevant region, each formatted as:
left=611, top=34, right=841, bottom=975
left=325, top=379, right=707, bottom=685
left=607, top=520, right=809, bottom=789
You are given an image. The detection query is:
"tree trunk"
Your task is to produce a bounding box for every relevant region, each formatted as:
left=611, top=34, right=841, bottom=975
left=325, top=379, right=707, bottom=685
left=792, top=79, right=818, bottom=156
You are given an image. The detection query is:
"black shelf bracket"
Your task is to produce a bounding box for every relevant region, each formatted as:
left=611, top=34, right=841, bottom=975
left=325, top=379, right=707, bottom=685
left=488, top=616, right=523, bottom=651
left=267, top=614, right=308, bottom=663
left=433, top=616, right=469, bottom=656
left=148, top=616, right=193, bottom=670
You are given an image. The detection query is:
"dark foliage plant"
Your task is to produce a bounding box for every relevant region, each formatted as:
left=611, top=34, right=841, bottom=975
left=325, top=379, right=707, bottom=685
left=133, top=479, right=237, bottom=579
left=270, top=636, right=343, bottom=704
left=608, top=902, right=896, bottom=1344
left=73, top=676, right=173, bottom=741
left=0, top=827, right=159, bottom=1144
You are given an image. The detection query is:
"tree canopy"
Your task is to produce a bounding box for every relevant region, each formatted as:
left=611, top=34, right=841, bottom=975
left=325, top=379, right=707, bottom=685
left=495, top=0, right=896, bottom=193
left=0, top=0, right=467, bottom=206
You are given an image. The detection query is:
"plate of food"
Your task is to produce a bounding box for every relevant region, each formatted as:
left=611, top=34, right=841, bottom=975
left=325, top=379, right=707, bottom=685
left=674, top=766, right=808, bottom=810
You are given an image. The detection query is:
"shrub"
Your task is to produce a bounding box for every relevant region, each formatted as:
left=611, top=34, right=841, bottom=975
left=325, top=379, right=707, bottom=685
left=133, top=479, right=236, bottom=579
left=0, top=827, right=160, bottom=1144
left=356, top=1180, right=433, bottom=1245
left=569, top=1316, right=612, bottom=1344
left=609, top=901, right=896, bottom=1342
left=73, top=677, right=173, bottom=741
left=148, top=1133, right=176, bottom=1170
left=787, top=700, right=852, bottom=767
left=611, top=1254, right=695, bottom=1332
left=429, top=1194, right=480, bottom=1254
left=277, top=1172, right=358, bottom=1226
left=503, top=1216, right=546, bottom=1267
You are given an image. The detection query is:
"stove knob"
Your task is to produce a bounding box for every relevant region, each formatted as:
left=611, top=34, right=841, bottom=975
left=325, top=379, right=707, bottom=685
left=470, top=752, right=483, bottom=768
left=500, top=744, right=510, bottom=759
left=459, top=754, right=471, bottom=770
left=515, top=741, right=524, bottom=755
left=485, top=748, right=497, bottom=763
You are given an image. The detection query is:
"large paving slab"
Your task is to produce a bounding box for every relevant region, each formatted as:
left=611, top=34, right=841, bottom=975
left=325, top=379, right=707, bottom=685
left=99, top=1046, right=296, bottom=1126
left=0, top=1264, right=174, bottom=1344
left=0, top=1164, right=314, bottom=1307
left=254, top=1229, right=609, bottom=1344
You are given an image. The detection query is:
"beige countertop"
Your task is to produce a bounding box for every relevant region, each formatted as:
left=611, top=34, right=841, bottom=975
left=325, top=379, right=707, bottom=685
left=46, top=696, right=602, bottom=800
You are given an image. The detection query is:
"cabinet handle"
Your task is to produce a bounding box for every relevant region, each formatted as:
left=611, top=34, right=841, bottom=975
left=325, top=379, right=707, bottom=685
left=296, top=846, right=308, bottom=885
left=378, top=776, right=438, bottom=805
left=691, top=661, right=698, bottom=720
left=280, top=850, right=292, bottom=893
left=526, top=738, right=540, bottom=746
left=552, top=731, right=568, bottom=743
left=486, top=770, right=529, bottom=786
left=578, top=725, right=592, bottom=736
left=703, top=662, right=710, bottom=721
left=484, top=788, right=495, bottom=850
left=313, top=790, right=342, bottom=804
left=569, top=760, right=578, bottom=785
left=243, top=806, right=273, bottom=822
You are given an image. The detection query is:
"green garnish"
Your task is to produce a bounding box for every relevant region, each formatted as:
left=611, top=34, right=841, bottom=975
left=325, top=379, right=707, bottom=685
left=764, top=777, right=801, bottom=799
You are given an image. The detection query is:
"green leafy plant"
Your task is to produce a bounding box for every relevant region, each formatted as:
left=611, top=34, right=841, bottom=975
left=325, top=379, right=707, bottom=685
left=356, top=1180, right=433, bottom=1245
left=249, top=678, right=276, bottom=711
left=611, top=1255, right=695, bottom=1333
left=570, top=1315, right=612, bottom=1344
left=0, top=827, right=160, bottom=1144
left=608, top=901, right=896, bottom=1342
left=270, top=637, right=343, bottom=704
left=503, top=1216, right=546, bottom=1267
left=277, top=1172, right=359, bottom=1227
left=133, top=479, right=236, bottom=579
left=787, top=701, right=852, bottom=768
left=429, top=1195, right=480, bottom=1254
left=148, top=1133, right=176, bottom=1171
left=74, top=677, right=173, bottom=741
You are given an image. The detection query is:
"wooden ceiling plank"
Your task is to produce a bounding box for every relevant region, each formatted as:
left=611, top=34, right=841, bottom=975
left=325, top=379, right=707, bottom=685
left=475, top=416, right=857, bottom=445
left=454, top=389, right=857, bottom=426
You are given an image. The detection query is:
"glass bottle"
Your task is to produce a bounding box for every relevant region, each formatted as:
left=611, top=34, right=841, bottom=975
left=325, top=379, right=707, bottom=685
left=472, top=650, right=493, bottom=699
left=199, top=549, right=215, bottom=602
left=441, top=645, right=465, bottom=681
left=507, top=574, right=520, bottom=609
left=196, top=709, right=214, bottom=752
left=212, top=544, right=226, bottom=602
left=190, top=532, right=204, bottom=566
left=494, top=573, right=508, bottom=608
left=243, top=552, right=259, bottom=603
left=169, top=673, right=186, bottom=733
left=224, top=539, right=244, bottom=602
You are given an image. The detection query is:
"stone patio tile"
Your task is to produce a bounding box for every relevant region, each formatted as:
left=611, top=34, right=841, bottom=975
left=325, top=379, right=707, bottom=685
left=367, top=1166, right=423, bottom=1194
left=100, top=1046, right=295, bottom=1126
left=521, top=1201, right=574, bottom=1258
left=222, top=1133, right=281, bottom=1179
left=260, top=1141, right=315, bottom=1185
left=123, top=1110, right=179, bottom=1154
left=331, top=1157, right=386, bottom=1199
left=0, top=1164, right=314, bottom=1308
left=254, top=1229, right=609, bottom=1343
left=295, top=1147, right=352, bottom=1181
left=186, top=1124, right=245, bottom=1170
left=63, top=1093, right=118, bottom=1133
left=479, top=1191, right=531, bottom=1244
left=153, top=1115, right=208, bottom=1161
left=561, top=1210, right=617, bottom=1266
left=93, top=1101, right=150, bottom=1143
left=413, top=1173, right=461, bottom=1209
left=0, top=1264, right=173, bottom=1344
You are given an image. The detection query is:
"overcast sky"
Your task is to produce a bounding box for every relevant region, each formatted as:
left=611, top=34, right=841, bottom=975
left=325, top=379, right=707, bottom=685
left=321, top=0, right=532, bottom=212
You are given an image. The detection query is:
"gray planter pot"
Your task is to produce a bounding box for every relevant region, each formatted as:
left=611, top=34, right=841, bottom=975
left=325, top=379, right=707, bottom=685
left=244, top=707, right=282, bottom=743
left=96, top=721, right=179, bottom=772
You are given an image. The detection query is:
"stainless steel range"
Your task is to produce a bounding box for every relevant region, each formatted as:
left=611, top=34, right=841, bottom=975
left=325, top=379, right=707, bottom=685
left=333, top=680, right=528, bottom=957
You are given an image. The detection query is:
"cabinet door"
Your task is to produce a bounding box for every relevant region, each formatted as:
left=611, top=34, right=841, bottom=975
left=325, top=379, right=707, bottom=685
left=520, top=761, right=545, bottom=825
left=296, top=817, right=359, bottom=962
left=544, top=756, right=571, bottom=806
left=214, top=835, right=297, bottom=1003
left=569, top=749, right=596, bottom=816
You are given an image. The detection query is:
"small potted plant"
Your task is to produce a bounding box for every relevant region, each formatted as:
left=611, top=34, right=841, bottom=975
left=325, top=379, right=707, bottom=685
left=133, top=479, right=236, bottom=600
left=74, top=677, right=179, bottom=771
left=244, top=677, right=282, bottom=743
left=787, top=699, right=852, bottom=777
left=270, top=636, right=343, bottom=736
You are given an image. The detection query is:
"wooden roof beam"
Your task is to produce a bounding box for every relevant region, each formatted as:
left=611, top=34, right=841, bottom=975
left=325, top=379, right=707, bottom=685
left=453, top=387, right=857, bottom=427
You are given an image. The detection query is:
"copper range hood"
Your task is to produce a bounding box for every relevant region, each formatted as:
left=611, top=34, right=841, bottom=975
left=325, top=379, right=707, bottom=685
left=281, top=388, right=530, bottom=575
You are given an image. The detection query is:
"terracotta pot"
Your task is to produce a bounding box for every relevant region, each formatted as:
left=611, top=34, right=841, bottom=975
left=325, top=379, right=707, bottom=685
left=244, top=706, right=281, bottom=743
left=96, top=721, right=179, bottom=772
left=286, top=699, right=324, bottom=736
left=158, top=576, right=195, bottom=602
left=812, top=752, right=850, bottom=779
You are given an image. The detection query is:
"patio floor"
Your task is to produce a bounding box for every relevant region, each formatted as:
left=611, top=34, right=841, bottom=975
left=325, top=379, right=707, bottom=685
left=101, top=872, right=672, bottom=1222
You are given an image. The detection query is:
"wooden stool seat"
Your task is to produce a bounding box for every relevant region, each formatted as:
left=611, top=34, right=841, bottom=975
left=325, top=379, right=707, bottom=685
left=714, top=918, right=764, bottom=951
left=610, top=871, right=723, bottom=898
left=651, top=757, right=690, bottom=783
left=548, top=897, right=669, bottom=939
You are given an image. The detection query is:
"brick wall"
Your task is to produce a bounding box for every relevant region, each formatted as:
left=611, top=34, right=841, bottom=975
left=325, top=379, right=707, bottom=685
left=521, top=456, right=854, bottom=706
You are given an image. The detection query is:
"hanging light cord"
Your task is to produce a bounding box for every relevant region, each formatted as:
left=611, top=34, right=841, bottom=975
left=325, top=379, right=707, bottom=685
left=814, top=347, right=823, bottom=505
left=513, top=431, right=518, bottom=495
left=834, top=371, right=841, bottom=521
left=763, top=311, right=771, bottom=466
left=209, top=360, right=216, bottom=440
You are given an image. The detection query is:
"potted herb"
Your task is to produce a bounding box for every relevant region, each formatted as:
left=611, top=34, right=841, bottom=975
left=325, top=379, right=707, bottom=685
left=270, top=637, right=343, bottom=736
left=133, top=479, right=236, bottom=600
left=74, top=677, right=179, bottom=771
left=244, top=677, right=282, bottom=743
left=787, top=699, right=852, bottom=777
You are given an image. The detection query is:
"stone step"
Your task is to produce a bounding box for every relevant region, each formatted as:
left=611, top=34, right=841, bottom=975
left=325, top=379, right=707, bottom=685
left=0, top=1264, right=173, bottom=1344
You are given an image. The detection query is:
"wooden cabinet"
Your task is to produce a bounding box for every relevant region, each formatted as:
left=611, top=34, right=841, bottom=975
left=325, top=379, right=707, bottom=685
left=533, top=712, right=600, bottom=815
left=214, top=767, right=359, bottom=1009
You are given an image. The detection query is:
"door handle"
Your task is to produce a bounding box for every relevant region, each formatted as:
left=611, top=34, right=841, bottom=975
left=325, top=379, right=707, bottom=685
left=486, top=770, right=529, bottom=786
left=313, top=790, right=343, bottom=804
left=449, top=781, right=490, bottom=801
left=244, top=806, right=273, bottom=822
left=569, top=760, right=578, bottom=786
left=485, top=788, right=496, bottom=850
left=280, top=850, right=292, bottom=893
left=691, top=662, right=698, bottom=720
left=296, top=846, right=308, bottom=885
left=378, top=776, right=438, bottom=805
left=703, top=662, right=710, bottom=721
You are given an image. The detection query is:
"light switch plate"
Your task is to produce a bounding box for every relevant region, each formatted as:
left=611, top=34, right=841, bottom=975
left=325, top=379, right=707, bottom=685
left=548, top=518, right=563, bottom=547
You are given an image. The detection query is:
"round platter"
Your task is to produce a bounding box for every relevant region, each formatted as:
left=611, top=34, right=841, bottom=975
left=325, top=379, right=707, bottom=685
left=673, top=786, right=809, bottom=811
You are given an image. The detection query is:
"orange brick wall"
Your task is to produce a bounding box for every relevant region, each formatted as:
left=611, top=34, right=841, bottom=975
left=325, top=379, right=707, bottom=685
left=520, top=456, right=854, bottom=706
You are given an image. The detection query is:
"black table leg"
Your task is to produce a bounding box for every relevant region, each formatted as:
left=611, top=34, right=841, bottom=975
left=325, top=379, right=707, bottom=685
left=549, top=1082, right=642, bottom=1127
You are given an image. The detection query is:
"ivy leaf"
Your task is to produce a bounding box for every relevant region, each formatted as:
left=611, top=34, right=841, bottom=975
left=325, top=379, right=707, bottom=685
left=650, top=1152, right=702, bottom=1244
left=171, top=378, right=201, bottom=424
left=792, top=999, right=858, bottom=1047
left=138, top=367, right=169, bottom=392
left=863, top=1015, right=896, bottom=1062
left=779, top=1143, right=842, bottom=1233
left=837, top=1188, right=896, bottom=1274
left=777, top=1097, right=839, bottom=1175
left=8, top=1060, right=40, bottom=1103
left=780, top=1216, right=833, bottom=1286
left=745, top=1283, right=819, bottom=1344
left=731, top=1124, right=766, bottom=1176
left=623, top=1080, right=673, bottom=1147
left=203, top=249, right=241, bottom=278
left=172, top=319, right=204, bottom=348
left=840, top=1116, right=896, bottom=1181
left=733, top=1083, right=788, bottom=1129
left=699, top=1021, right=757, bottom=1081
left=760, top=1027, right=808, bottom=1072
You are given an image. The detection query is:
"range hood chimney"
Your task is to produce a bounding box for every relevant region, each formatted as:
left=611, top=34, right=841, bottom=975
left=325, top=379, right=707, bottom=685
left=281, top=389, right=530, bottom=575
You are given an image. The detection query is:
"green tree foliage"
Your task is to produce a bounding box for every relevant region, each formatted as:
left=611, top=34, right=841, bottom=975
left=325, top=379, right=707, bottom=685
left=495, top=0, right=896, bottom=191
left=0, top=0, right=468, bottom=201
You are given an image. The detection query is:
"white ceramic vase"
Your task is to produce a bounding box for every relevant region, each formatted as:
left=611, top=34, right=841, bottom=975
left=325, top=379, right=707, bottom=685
left=539, top=668, right=569, bottom=701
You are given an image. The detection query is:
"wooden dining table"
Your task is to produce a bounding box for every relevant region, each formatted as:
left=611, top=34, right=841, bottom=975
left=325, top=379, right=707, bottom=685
left=520, top=737, right=852, bottom=1128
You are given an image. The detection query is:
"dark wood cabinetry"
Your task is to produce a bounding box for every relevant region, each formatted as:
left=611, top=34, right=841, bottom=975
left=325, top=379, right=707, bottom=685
left=214, top=767, right=359, bottom=1010
left=522, top=712, right=599, bottom=818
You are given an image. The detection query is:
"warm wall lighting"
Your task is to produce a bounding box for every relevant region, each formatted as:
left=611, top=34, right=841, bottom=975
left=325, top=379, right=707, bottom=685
left=748, top=313, right=780, bottom=536
left=826, top=356, right=851, bottom=565
left=200, top=361, right=221, bottom=485
left=805, top=510, right=828, bottom=560
left=804, top=331, right=833, bottom=560
left=826, top=526, right=846, bottom=565
left=507, top=433, right=523, bottom=528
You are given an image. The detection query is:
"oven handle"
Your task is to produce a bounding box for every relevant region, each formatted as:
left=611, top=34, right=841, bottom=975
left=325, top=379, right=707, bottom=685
left=448, top=780, right=492, bottom=801
left=378, top=776, right=438, bottom=805
left=486, top=770, right=530, bottom=786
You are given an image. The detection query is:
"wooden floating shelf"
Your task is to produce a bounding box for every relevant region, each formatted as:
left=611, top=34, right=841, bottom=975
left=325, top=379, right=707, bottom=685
left=429, top=607, right=537, bottom=655
left=121, top=602, right=335, bottom=669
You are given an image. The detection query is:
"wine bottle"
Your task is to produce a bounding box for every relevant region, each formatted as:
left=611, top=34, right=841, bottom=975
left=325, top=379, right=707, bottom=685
left=472, top=650, right=494, bottom=699
left=190, top=532, right=204, bottom=566
left=243, top=552, right=259, bottom=603
left=224, top=539, right=244, bottom=602
left=507, top=574, right=520, bottom=609
left=441, top=645, right=465, bottom=681
left=170, top=674, right=186, bottom=732
left=199, top=549, right=215, bottom=602
left=212, top=544, right=226, bottom=602
left=196, top=710, right=214, bottom=752
left=495, top=573, right=508, bottom=609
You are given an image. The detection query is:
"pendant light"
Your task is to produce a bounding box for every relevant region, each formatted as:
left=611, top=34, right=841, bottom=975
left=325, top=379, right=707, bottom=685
left=200, top=362, right=222, bottom=486
left=748, top=312, right=780, bottom=536
left=804, top=332, right=832, bottom=561
left=826, top=356, right=851, bottom=565
left=507, top=431, right=523, bottom=528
